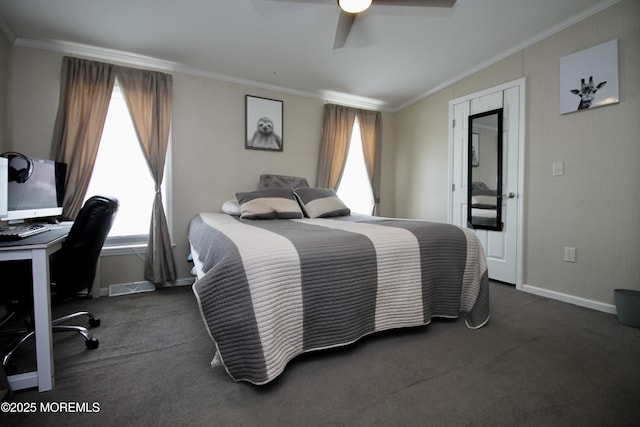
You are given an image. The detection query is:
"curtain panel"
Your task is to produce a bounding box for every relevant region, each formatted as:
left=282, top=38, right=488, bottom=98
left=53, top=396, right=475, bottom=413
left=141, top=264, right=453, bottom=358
left=116, top=67, right=177, bottom=284
left=50, top=56, right=116, bottom=218
left=316, top=103, right=382, bottom=213
left=355, top=109, right=382, bottom=213
left=316, top=104, right=357, bottom=189
left=51, top=56, right=176, bottom=284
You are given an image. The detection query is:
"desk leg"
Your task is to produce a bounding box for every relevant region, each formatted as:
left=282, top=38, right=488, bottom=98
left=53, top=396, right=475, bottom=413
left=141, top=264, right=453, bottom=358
left=31, top=249, right=54, bottom=392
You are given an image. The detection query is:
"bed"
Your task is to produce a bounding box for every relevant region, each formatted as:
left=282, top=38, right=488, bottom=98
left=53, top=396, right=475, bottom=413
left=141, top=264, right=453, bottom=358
left=189, top=180, right=490, bottom=385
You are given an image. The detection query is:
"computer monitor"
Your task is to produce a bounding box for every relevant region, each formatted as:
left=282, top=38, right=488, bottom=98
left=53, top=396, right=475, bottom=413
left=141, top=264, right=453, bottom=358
left=0, top=157, right=7, bottom=217
left=1, top=155, right=66, bottom=223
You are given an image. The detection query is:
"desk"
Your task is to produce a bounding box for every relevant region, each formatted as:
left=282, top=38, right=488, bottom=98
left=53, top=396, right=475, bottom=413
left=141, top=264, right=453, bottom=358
left=0, top=226, right=70, bottom=392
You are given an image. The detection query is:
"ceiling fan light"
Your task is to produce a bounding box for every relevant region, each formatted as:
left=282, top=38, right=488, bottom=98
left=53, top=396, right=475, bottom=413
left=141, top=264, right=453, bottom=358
left=338, top=0, right=373, bottom=14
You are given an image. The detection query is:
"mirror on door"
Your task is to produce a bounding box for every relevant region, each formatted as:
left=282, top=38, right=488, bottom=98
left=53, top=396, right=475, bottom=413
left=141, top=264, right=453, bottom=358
left=467, top=108, right=503, bottom=231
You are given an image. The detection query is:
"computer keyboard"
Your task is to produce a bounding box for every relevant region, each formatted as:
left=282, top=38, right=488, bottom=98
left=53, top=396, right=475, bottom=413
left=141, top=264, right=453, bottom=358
left=0, top=223, right=50, bottom=241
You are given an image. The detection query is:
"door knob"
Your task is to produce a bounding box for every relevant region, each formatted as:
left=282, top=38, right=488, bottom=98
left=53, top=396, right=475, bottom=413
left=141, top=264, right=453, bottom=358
left=502, top=192, right=516, bottom=199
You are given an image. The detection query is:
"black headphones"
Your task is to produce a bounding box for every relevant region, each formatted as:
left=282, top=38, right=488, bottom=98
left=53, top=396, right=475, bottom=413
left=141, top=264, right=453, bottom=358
left=1, top=152, right=34, bottom=183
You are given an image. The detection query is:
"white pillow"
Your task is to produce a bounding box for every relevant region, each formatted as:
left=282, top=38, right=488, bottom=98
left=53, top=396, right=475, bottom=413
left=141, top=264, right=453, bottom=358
left=221, top=199, right=241, bottom=216
left=471, top=195, right=497, bottom=207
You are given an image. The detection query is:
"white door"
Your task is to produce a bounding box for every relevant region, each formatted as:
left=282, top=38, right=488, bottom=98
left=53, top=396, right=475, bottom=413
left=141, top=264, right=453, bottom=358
left=450, top=79, right=525, bottom=286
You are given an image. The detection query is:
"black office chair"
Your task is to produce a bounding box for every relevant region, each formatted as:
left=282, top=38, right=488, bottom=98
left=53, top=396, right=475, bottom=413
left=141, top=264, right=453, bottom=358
left=1, top=195, right=118, bottom=369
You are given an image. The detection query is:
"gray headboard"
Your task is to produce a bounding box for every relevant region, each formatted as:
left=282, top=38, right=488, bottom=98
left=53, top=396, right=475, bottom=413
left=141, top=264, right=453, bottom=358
left=258, top=174, right=309, bottom=190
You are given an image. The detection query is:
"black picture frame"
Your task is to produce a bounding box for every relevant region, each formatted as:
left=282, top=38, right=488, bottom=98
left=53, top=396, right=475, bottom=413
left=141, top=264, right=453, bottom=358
left=245, top=95, right=283, bottom=152
left=467, top=108, right=503, bottom=232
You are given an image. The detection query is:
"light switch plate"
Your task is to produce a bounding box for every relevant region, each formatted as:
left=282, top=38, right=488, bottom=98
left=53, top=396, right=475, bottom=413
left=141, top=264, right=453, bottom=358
left=553, top=161, right=564, bottom=176
left=564, top=246, right=576, bottom=263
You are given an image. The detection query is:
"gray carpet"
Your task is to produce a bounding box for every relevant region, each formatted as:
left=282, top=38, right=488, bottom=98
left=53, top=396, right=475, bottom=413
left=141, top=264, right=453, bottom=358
left=1, top=281, right=639, bottom=426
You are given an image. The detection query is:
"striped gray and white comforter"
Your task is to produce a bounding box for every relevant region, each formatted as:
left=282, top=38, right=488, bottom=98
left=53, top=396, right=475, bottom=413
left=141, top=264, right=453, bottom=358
left=189, top=212, right=490, bottom=385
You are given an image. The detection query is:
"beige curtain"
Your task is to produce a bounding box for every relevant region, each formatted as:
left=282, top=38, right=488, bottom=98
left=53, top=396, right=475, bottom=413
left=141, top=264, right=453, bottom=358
left=356, top=109, right=382, bottom=214
left=50, top=56, right=116, bottom=218
left=116, top=67, right=177, bottom=284
left=316, top=104, right=382, bottom=214
left=316, top=104, right=357, bottom=189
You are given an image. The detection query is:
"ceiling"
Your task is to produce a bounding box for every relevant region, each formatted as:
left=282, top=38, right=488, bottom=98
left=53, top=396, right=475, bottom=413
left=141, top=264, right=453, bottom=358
left=0, top=0, right=617, bottom=111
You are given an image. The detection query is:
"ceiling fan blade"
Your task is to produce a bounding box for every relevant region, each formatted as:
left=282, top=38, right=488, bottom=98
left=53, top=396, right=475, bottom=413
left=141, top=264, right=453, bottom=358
left=374, top=0, right=456, bottom=6
left=333, top=12, right=357, bottom=49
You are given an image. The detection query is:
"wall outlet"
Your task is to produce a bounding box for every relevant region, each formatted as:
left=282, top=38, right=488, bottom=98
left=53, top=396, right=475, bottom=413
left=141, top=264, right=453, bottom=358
left=553, top=161, right=564, bottom=176
left=564, top=246, right=576, bottom=263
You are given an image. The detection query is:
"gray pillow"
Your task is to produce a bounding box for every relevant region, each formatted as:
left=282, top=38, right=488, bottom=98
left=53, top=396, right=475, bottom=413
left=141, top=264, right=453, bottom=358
left=294, top=187, right=350, bottom=218
left=235, top=188, right=303, bottom=220
left=259, top=174, right=309, bottom=190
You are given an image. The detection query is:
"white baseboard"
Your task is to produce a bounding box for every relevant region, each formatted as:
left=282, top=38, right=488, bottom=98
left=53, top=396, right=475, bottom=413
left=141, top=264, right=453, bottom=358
left=522, top=284, right=617, bottom=315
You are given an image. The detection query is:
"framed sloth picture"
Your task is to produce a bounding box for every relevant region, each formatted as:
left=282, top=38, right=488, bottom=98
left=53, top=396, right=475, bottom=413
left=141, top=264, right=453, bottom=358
left=245, top=95, right=283, bottom=151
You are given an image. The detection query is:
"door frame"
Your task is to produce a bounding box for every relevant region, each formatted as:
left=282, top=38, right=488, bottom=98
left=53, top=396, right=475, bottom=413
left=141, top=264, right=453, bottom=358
left=447, top=77, right=526, bottom=290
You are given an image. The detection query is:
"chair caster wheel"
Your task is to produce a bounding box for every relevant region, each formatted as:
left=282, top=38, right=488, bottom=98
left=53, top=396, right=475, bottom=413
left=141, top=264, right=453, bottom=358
left=89, top=318, right=101, bottom=327
left=86, top=338, right=99, bottom=349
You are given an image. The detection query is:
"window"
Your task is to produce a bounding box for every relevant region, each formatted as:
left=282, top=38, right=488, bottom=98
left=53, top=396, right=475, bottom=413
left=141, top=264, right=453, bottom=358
left=84, top=80, right=170, bottom=246
left=337, top=116, right=374, bottom=215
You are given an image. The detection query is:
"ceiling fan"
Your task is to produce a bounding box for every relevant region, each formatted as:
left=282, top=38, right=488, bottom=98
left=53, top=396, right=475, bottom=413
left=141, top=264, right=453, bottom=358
left=332, top=0, right=457, bottom=49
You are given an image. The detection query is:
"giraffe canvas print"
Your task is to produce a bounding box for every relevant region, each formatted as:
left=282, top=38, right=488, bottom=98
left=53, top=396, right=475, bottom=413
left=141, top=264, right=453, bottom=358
left=560, top=39, right=619, bottom=114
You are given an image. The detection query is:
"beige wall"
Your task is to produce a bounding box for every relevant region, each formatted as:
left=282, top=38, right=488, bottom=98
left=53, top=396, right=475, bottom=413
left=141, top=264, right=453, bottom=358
left=394, top=0, right=640, bottom=307
left=3, top=45, right=395, bottom=288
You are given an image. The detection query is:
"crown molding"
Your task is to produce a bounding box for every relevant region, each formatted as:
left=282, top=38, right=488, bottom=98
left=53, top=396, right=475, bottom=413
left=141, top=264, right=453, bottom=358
left=4, top=0, right=621, bottom=114
left=13, top=37, right=391, bottom=112
left=14, top=37, right=181, bottom=72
